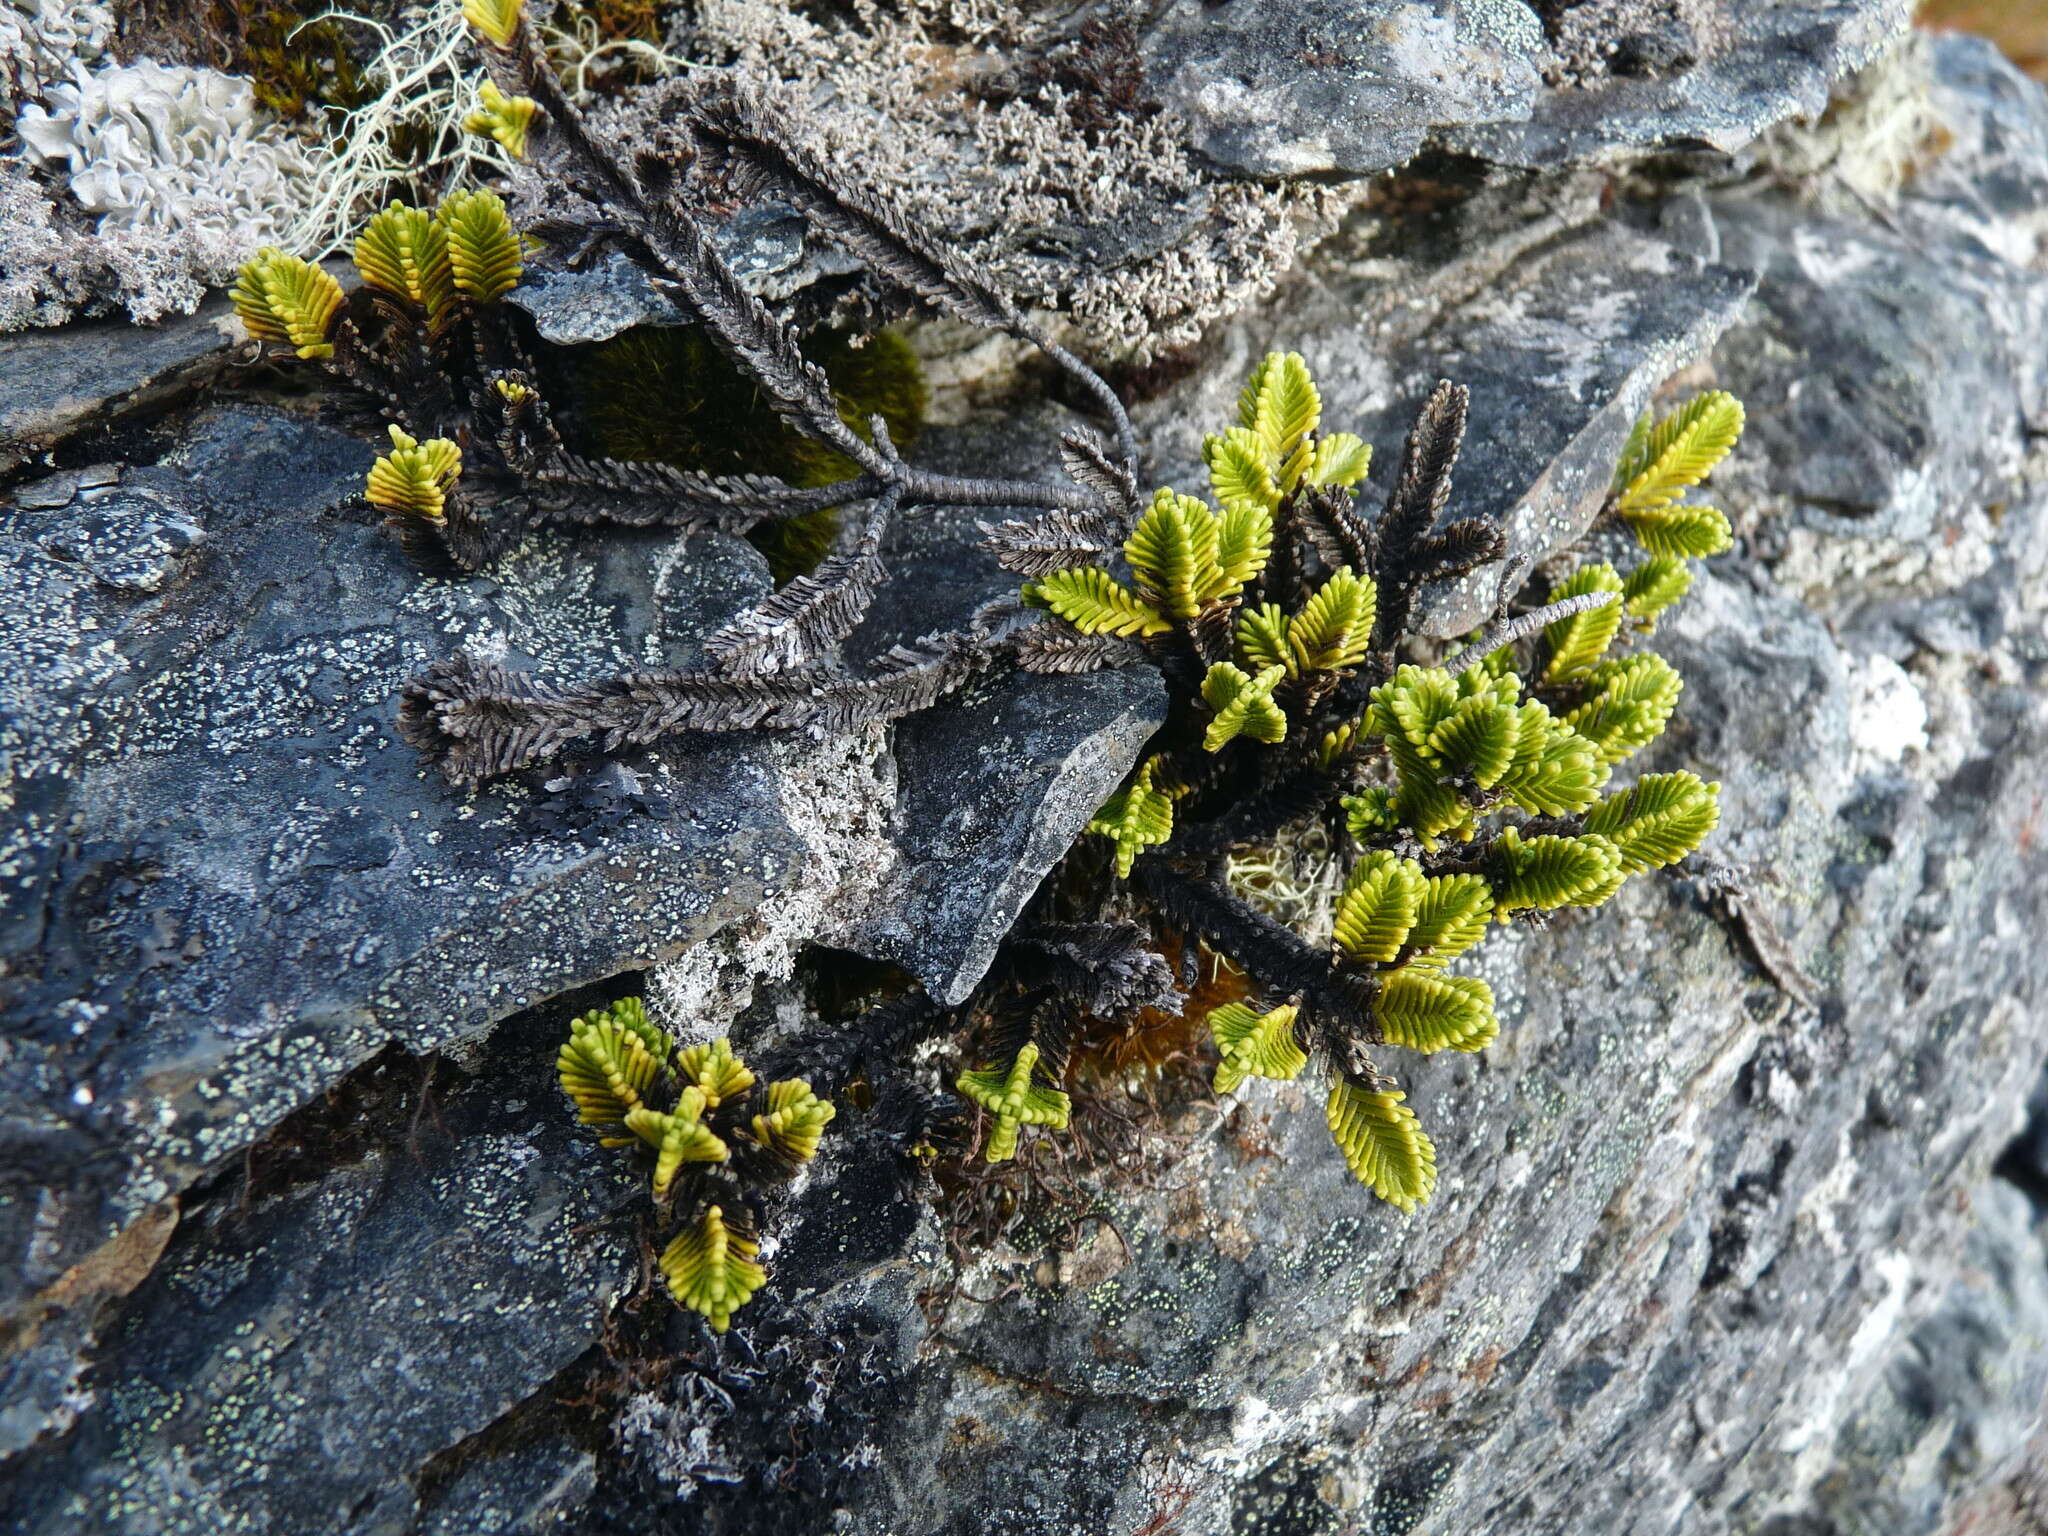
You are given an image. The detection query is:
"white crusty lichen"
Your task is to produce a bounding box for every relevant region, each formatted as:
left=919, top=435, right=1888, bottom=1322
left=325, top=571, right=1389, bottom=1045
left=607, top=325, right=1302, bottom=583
left=630, top=0, right=1347, bottom=358
left=5, top=54, right=336, bottom=327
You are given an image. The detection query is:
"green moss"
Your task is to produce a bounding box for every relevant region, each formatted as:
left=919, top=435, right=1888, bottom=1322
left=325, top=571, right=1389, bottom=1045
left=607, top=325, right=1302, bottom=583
left=559, top=324, right=926, bottom=580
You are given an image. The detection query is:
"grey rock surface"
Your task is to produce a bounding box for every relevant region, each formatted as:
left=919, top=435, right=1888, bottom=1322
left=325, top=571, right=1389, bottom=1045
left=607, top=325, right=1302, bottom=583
left=1144, top=0, right=1912, bottom=179
left=0, top=295, right=240, bottom=470
left=4, top=21, right=2047, bottom=1536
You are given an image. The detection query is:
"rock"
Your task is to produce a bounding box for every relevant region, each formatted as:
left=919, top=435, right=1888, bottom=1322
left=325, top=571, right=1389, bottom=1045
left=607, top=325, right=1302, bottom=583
left=1, top=997, right=639, bottom=1536
left=1143, top=0, right=1545, bottom=177
left=1143, top=0, right=1911, bottom=179
left=0, top=295, right=240, bottom=471
left=1443, top=0, right=1914, bottom=168
left=598, top=31, right=2048, bottom=1534
left=864, top=668, right=1169, bottom=1005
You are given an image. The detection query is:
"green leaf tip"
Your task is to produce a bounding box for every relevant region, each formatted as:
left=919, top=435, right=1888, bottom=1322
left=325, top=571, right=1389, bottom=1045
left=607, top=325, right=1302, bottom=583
left=1327, top=1081, right=1438, bottom=1213
left=1210, top=1002, right=1307, bottom=1094
left=956, top=1041, right=1071, bottom=1162
left=659, top=1205, right=766, bottom=1333
left=1087, top=757, right=1175, bottom=877
left=1201, top=661, right=1289, bottom=751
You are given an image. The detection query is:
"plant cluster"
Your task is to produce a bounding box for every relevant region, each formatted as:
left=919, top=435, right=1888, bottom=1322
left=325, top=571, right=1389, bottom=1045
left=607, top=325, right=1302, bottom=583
left=237, top=0, right=1747, bottom=1327
left=556, top=997, right=834, bottom=1330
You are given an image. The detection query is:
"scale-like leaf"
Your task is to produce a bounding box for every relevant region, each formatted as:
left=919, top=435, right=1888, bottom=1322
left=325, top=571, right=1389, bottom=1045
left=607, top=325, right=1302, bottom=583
left=354, top=201, right=454, bottom=320
left=1425, top=696, right=1521, bottom=788
left=1542, top=564, right=1626, bottom=682
left=1205, top=427, right=1278, bottom=511
left=678, top=1037, right=756, bottom=1107
left=1565, top=653, right=1683, bottom=765
left=231, top=248, right=343, bottom=358
left=1618, top=391, right=1744, bottom=513
left=980, top=508, right=1121, bottom=578
left=1029, top=566, right=1168, bottom=637
left=1623, top=555, right=1692, bottom=623
left=1239, top=350, right=1321, bottom=484
left=1333, top=852, right=1423, bottom=964
left=366, top=425, right=462, bottom=521
left=462, top=0, right=526, bottom=48
left=1372, top=665, right=1462, bottom=752
left=1492, top=828, right=1626, bottom=916
left=956, top=1041, right=1071, bottom=1162
left=1498, top=704, right=1609, bottom=815
left=626, top=1086, right=729, bottom=1198
left=659, top=1205, right=766, bottom=1332
left=1620, top=502, right=1734, bottom=559
left=1326, top=1082, right=1438, bottom=1213
left=1403, top=875, right=1493, bottom=965
left=1583, top=771, right=1720, bottom=874
left=463, top=78, right=539, bottom=157
left=1610, top=406, right=1656, bottom=492
left=1288, top=568, right=1375, bottom=674
left=1344, top=787, right=1398, bottom=837
left=1088, top=758, right=1175, bottom=877
left=1210, top=1003, right=1307, bottom=1094
left=1201, top=662, right=1289, bottom=751
left=1125, top=489, right=1220, bottom=619
left=1306, top=432, right=1372, bottom=487
left=752, top=1079, right=836, bottom=1161
left=1235, top=603, right=1291, bottom=671
left=1375, top=970, right=1498, bottom=1053
left=558, top=1005, right=665, bottom=1146
left=439, top=188, right=523, bottom=303
left=1387, top=733, right=1471, bottom=842
left=1214, top=500, right=1275, bottom=595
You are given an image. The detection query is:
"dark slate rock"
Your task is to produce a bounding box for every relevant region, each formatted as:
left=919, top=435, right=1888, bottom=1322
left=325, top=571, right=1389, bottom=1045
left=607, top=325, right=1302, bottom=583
left=1441, top=0, right=1912, bottom=168
left=0, top=404, right=804, bottom=1446
left=1144, top=216, right=1757, bottom=635
left=1142, top=0, right=1545, bottom=176
left=1143, top=0, right=1908, bottom=179
left=1, top=1000, right=637, bottom=1536
left=864, top=668, right=1169, bottom=1005
left=0, top=296, right=240, bottom=471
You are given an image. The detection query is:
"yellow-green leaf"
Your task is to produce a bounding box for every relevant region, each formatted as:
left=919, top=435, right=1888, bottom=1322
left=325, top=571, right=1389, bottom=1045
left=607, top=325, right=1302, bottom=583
left=1125, top=489, right=1221, bottom=619
left=1238, top=350, right=1321, bottom=487
left=1326, top=1081, right=1437, bottom=1213
left=1204, top=426, right=1277, bottom=511
left=1620, top=502, right=1734, bottom=559
left=1565, top=653, right=1683, bottom=765
left=659, top=1205, right=766, bottom=1332
left=1333, top=851, right=1423, bottom=964
left=1497, top=703, right=1609, bottom=815
left=627, top=1086, right=729, bottom=1199
left=462, top=0, right=526, bottom=48
left=1617, top=391, right=1744, bottom=514
left=1403, top=874, right=1493, bottom=966
left=1306, top=432, right=1372, bottom=487
left=956, top=1041, right=1071, bottom=1163
left=1287, top=568, right=1375, bottom=675
left=1424, top=696, right=1521, bottom=789
left=230, top=247, right=343, bottom=358
left=1542, top=563, right=1626, bottom=682
left=1582, top=771, right=1720, bottom=874
left=1492, top=827, right=1626, bottom=916
left=354, top=201, right=454, bottom=320
left=1087, top=758, right=1175, bottom=877
left=463, top=78, right=540, bottom=158
left=1028, top=566, right=1169, bottom=637
left=1623, top=555, right=1692, bottom=623
left=1210, top=1002, right=1306, bottom=1094
left=1235, top=602, right=1291, bottom=671
left=1375, top=969, right=1497, bottom=1053
left=365, top=424, right=461, bottom=521
left=678, top=1037, right=755, bottom=1107
left=558, top=1005, right=664, bottom=1146
left=1201, top=662, right=1289, bottom=752
left=752, top=1078, right=836, bottom=1162
left=1214, top=499, right=1275, bottom=596
left=438, top=187, right=522, bottom=303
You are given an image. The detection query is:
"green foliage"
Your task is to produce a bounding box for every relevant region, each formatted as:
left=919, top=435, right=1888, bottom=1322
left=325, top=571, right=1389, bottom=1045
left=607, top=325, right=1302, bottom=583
left=1583, top=771, right=1720, bottom=874
left=1086, top=757, right=1175, bottom=877
left=463, top=78, right=540, bottom=159
left=1333, top=852, right=1424, bottom=964
left=1492, top=827, right=1626, bottom=916
left=365, top=426, right=462, bottom=522
left=1326, top=1083, right=1438, bottom=1214
left=1201, top=662, right=1289, bottom=751
left=1288, top=569, right=1375, bottom=674
left=354, top=202, right=455, bottom=323
left=1614, top=392, right=1743, bottom=556
left=1032, top=566, right=1168, bottom=637
left=1623, top=555, right=1693, bottom=624
left=1032, top=359, right=1744, bottom=1214
left=439, top=189, right=523, bottom=305
left=1374, top=970, right=1498, bottom=1054
left=956, top=1042, right=1072, bottom=1163
left=463, top=0, right=527, bottom=49
left=752, top=1079, right=837, bottom=1162
left=557, top=1001, right=830, bottom=1331
left=1541, top=563, right=1626, bottom=682
left=1210, top=1003, right=1307, bottom=1094
left=1565, top=654, right=1683, bottom=765
left=658, top=1206, right=765, bottom=1334
left=231, top=248, right=343, bottom=359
